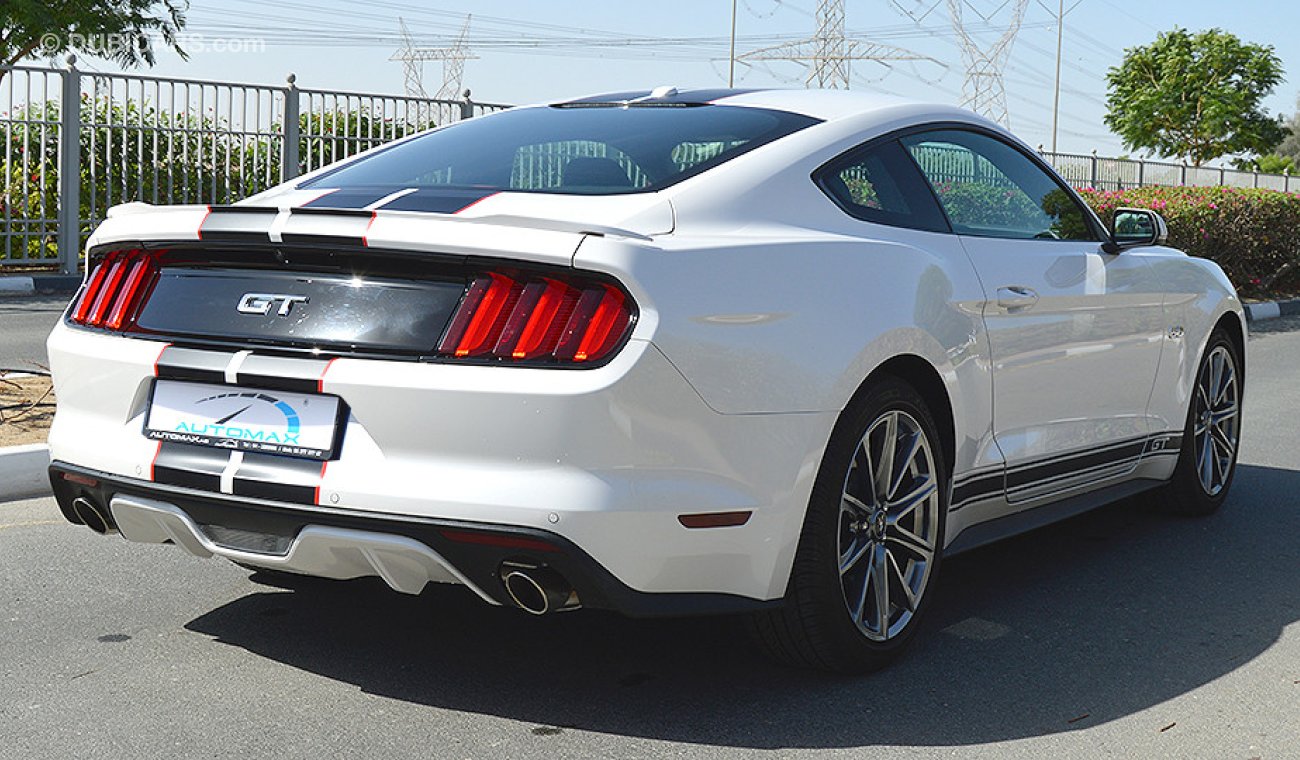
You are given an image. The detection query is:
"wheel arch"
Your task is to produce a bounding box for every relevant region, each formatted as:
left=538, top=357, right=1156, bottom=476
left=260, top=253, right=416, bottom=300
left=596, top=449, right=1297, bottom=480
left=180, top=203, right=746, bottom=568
left=852, top=354, right=956, bottom=480
left=1214, top=310, right=1246, bottom=379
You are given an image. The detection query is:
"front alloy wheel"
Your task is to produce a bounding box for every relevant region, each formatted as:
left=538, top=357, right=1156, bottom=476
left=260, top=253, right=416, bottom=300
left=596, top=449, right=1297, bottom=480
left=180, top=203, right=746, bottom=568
left=1192, top=344, right=1240, bottom=497
left=1155, top=327, right=1242, bottom=516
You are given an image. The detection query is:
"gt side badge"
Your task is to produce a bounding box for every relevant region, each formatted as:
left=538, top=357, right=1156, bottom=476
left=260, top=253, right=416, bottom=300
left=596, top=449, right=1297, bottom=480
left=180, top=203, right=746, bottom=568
left=238, top=293, right=309, bottom=317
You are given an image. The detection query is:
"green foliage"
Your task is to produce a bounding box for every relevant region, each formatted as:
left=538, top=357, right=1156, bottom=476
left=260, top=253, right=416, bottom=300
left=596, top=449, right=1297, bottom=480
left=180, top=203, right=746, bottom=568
left=930, top=181, right=1040, bottom=229
left=1276, top=101, right=1300, bottom=164
left=0, top=0, right=187, bottom=73
left=1078, top=185, right=1300, bottom=294
left=1105, top=28, right=1285, bottom=166
left=1, top=96, right=435, bottom=260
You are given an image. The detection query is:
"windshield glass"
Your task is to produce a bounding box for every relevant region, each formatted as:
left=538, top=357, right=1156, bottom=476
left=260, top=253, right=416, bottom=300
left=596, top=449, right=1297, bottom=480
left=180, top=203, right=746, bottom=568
left=300, top=104, right=820, bottom=196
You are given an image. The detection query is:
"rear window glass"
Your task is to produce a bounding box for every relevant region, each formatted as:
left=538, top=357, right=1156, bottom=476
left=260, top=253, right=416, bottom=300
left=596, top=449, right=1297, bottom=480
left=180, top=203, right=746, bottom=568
left=301, top=105, right=820, bottom=196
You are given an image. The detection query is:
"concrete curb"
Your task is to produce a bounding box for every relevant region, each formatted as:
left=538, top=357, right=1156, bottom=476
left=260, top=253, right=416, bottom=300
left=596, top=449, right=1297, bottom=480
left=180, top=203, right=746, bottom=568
left=1245, top=298, right=1300, bottom=322
left=0, top=277, right=34, bottom=296
left=0, top=275, right=80, bottom=297
left=0, top=443, right=51, bottom=502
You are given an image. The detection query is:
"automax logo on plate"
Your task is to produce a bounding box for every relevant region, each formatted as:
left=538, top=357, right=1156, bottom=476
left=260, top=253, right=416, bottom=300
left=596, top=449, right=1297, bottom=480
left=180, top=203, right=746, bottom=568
left=145, top=381, right=340, bottom=460
left=177, top=391, right=302, bottom=444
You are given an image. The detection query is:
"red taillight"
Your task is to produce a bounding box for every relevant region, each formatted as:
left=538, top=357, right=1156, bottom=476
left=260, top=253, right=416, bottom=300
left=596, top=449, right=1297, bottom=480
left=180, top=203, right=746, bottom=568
left=69, top=249, right=161, bottom=330
left=438, top=272, right=634, bottom=365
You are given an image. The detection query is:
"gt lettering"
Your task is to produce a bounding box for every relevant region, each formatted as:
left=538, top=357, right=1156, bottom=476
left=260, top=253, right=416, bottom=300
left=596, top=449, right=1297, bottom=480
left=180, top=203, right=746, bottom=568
left=237, top=293, right=308, bottom=317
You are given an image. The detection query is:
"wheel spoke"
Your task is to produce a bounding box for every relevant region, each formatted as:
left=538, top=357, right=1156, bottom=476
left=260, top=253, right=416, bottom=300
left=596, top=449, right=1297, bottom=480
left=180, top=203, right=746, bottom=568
left=870, top=543, right=890, bottom=632
left=887, top=523, right=934, bottom=561
left=886, top=549, right=920, bottom=613
left=873, top=413, right=898, bottom=503
left=842, top=491, right=872, bottom=516
left=887, top=431, right=923, bottom=501
left=852, top=557, right=872, bottom=623
left=1210, top=422, right=1236, bottom=455
left=887, top=475, right=936, bottom=521
left=1214, top=361, right=1235, bottom=406
left=1210, top=403, right=1238, bottom=425
left=839, top=536, right=872, bottom=576
left=1199, top=432, right=1215, bottom=490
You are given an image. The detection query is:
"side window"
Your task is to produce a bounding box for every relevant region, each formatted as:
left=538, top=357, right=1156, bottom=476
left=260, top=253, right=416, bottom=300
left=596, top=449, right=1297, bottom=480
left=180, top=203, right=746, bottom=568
left=900, top=130, right=1099, bottom=241
left=816, top=140, right=949, bottom=233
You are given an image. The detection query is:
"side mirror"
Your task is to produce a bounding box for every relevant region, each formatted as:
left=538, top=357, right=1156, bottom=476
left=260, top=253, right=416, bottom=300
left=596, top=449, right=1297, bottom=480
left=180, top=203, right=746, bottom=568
left=1104, top=207, right=1168, bottom=253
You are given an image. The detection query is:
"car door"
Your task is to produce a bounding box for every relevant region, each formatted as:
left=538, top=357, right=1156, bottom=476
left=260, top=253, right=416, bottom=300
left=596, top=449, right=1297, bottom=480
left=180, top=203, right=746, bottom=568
left=901, top=129, right=1167, bottom=504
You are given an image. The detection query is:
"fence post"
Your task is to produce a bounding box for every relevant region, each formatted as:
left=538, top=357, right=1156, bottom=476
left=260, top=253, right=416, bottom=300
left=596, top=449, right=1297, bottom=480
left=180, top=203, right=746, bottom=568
left=1180, top=163, right=1187, bottom=186
left=459, top=89, right=474, bottom=121
left=1218, top=166, right=1225, bottom=186
left=1089, top=149, right=1098, bottom=189
left=1253, top=170, right=1259, bottom=189
left=56, top=55, right=82, bottom=275
left=1137, top=158, right=1145, bottom=188
left=1286, top=169, right=1292, bottom=193
left=281, top=73, right=300, bottom=182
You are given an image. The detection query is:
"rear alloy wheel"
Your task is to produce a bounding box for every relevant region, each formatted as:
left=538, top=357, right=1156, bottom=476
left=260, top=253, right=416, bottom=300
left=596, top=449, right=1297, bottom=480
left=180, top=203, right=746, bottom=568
left=1155, top=328, right=1242, bottom=515
left=749, top=377, right=946, bottom=672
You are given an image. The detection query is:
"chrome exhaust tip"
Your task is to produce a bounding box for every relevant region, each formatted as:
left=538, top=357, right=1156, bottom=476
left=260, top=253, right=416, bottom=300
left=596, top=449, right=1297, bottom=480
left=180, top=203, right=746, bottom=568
left=71, top=496, right=117, bottom=536
left=501, top=565, right=573, bottom=615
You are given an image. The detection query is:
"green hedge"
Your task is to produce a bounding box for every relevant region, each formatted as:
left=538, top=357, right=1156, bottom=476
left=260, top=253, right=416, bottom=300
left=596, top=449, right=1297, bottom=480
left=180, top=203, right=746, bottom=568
left=1077, top=185, right=1300, bottom=296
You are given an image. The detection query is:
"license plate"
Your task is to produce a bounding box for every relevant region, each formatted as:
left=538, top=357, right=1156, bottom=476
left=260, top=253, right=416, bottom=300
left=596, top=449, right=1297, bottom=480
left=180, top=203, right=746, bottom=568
left=145, top=380, right=342, bottom=460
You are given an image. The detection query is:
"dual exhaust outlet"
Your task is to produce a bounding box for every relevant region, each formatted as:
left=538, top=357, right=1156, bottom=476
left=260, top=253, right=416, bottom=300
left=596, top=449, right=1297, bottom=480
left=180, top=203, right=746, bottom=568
left=499, top=563, right=578, bottom=616
left=71, top=496, right=117, bottom=536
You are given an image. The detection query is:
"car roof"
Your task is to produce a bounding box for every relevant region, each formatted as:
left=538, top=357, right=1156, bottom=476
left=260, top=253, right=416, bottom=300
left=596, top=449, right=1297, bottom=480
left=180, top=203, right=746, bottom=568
left=553, top=87, right=983, bottom=125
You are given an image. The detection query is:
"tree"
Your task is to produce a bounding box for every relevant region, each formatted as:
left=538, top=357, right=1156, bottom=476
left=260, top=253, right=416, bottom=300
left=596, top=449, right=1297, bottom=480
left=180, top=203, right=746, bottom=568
left=1276, top=100, right=1300, bottom=164
left=0, top=0, right=187, bottom=83
left=1105, top=28, right=1285, bottom=166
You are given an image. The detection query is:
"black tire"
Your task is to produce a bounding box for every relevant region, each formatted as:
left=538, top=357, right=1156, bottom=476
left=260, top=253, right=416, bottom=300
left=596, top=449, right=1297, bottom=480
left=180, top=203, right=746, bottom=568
left=1154, top=328, right=1243, bottom=516
left=748, top=376, right=948, bottom=673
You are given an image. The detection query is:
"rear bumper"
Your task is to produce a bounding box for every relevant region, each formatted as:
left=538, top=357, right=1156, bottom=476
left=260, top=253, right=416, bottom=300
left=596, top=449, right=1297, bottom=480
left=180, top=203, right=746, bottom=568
left=50, top=462, right=780, bottom=617
left=48, top=323, right=837, bottom=602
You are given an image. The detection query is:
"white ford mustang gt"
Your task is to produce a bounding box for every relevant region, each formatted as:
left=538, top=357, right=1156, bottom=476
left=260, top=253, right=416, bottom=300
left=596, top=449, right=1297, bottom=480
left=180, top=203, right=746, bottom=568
left=47, top=87, right=1244, bottom=672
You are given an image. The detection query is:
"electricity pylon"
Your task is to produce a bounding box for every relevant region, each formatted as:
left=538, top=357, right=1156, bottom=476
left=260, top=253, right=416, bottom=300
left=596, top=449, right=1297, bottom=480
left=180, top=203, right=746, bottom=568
left=738, top=0, right=935, bottom=89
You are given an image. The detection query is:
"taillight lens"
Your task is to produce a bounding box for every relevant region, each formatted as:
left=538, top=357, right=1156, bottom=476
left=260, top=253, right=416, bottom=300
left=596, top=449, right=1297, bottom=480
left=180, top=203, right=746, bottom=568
left=69, top=249, right=161, bottom=331
left=437, top=272, right=634, bottom=364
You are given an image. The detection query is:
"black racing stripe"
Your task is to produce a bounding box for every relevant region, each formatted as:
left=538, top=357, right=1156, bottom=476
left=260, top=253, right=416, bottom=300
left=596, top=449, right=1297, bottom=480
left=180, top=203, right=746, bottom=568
left=231, top=452, right=323, bottom=504
left=278, top=209, right=372, bottom=246
left=1005, top=438, right=1148, bottom=490
left=152, top=441, right=227, bottom=491
left=155, top=346, right=229, bottom=384
left=298, top=189, right=396, bottom=210
left=234, top=372, right=319, bottom=395
left=199, top=206, right=277, bottom=241
left=951, top=472, right=1003, bottom=510
left=236, top=354, right=330, bottom=395
left=154, top=363, right=226, bottom=385
left=1006, top=455, right=1143, bottom=497
left=231, top=479, right=316, bottom=504
left=154, top=466, right=221, bottom=491
left=378, top=187, right=497, bottom=214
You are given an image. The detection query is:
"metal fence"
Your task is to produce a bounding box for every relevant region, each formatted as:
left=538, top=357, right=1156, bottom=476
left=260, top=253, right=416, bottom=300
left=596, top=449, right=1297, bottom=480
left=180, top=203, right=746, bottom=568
left=0, top=59, right=506, bottom=272
left=4, top=59, right=1299, bottom=273
left=1039, top=149, right=1297, bottom=193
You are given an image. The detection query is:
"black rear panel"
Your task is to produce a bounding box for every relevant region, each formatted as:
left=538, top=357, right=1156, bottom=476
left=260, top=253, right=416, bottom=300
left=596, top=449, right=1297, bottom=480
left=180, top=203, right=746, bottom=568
left=134, top=267, right=464, bottom=354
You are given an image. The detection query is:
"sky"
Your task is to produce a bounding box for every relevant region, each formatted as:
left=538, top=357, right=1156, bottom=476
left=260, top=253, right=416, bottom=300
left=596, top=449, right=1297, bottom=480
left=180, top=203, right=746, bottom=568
left=21, top=0, right=1300, bottom=162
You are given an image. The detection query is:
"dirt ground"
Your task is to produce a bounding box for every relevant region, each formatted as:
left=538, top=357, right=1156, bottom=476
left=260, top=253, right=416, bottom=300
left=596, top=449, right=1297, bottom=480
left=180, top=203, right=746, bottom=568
left=0, top=374, right=54, bottom=447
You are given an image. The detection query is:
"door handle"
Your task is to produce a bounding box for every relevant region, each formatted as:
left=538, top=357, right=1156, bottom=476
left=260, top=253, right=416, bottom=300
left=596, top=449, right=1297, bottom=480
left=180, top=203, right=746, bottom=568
left=996, top=285, right=1039, bottom=311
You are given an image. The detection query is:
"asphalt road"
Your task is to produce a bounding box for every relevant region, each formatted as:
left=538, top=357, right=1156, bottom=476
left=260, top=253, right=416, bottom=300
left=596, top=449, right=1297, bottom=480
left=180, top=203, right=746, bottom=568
left=0, top=295, right=71, bottom=372
left=3, top=318, right=1299, bottom=759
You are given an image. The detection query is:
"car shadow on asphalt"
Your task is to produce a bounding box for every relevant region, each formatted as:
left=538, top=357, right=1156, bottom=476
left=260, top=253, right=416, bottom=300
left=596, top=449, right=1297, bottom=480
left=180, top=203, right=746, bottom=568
left=184, top=463, right=1300, bottom=749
